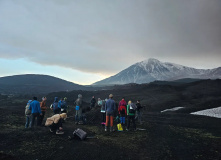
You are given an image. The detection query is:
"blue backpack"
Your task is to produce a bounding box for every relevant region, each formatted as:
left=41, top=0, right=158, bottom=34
left=53, top=102, right=59, bottom=111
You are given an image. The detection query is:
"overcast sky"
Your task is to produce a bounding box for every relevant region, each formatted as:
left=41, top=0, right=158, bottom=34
left=0, top=0, right=220, bottom=85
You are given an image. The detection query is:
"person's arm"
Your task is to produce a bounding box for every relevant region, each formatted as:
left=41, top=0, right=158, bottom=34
left=127, top=105, right=129, bottom=115
left=38, top=102, right=42, bottom=114
left=29, top=103, right=32, bottom=111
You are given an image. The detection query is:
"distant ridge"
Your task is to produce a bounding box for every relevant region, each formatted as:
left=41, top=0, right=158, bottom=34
left=0, top=74, right=88, bottom=94
left=93, top=58, right=221, bottom=85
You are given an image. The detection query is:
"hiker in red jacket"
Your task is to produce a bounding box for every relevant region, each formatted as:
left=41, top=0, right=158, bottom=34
left=118, top=97, right=127, bottom=125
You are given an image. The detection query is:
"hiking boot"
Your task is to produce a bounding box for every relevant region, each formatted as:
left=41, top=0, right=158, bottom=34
left=78, top=121, right=83, bottom=125
left=110, top=127, right=115, bottom=132
left=56, top=130, right=64, bottom=135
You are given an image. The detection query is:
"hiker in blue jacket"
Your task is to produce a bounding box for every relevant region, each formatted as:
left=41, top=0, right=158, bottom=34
left=58, top=98, right=63, bottom=111
left=51, top=97, right=60, bottom=114
left=61, top=97, right=68, bottom=113
left=29, top=97, right=42, bottom=128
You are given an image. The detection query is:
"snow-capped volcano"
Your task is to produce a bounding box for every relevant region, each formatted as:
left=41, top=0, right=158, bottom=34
left=93, top=58, right=221, bottom=85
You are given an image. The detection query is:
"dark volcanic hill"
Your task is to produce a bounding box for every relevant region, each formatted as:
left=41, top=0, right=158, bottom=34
left=93, top=58, right=221, bottom=85
left=0, top=74, right=88, bottom=94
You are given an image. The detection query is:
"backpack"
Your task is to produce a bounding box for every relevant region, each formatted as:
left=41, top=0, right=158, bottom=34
left=73, top=128, right=87, bottom=140
left=53, top=102, right=59, bottom=111
left=25, top=104, right=31, bottom=115
left=129, top=103, right=137, bottom=114
left=117, top=123, right=123, bottom=131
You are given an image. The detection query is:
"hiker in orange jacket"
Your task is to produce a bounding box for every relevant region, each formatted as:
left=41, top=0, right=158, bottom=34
left=38, top=97, right=47, bottom=126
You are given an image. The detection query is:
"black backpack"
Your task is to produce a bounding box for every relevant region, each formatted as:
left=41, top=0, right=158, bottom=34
left=129, top=103, right=137, bottom=114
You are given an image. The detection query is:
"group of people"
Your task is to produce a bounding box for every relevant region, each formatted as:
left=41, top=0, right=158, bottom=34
left=97, top=94, right=143, bottom=132
left=25, top=94, right=143, bottom=135
left=25, top=96, right=67, bottom=134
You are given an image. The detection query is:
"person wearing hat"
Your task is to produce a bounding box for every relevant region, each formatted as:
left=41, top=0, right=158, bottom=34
left=38, top=97, right=47, bottom=126
left=105, top=94, right=116, bottom=132
left=45, top=113, right=67, bottom=135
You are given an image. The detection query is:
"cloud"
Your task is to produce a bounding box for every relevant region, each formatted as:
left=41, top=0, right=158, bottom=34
left=0, top=0, right=221, bottom=76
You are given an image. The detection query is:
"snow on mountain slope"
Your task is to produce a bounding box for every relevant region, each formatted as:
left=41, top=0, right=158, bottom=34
left=191, top=107, right=221, bottom=118
left=93, top=58, right=221, bottom=85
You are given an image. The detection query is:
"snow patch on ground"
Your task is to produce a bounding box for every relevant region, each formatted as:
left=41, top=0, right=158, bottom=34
left=161, top=107, right=184, bottom=113
left=191, top=107, right=221, bottom=118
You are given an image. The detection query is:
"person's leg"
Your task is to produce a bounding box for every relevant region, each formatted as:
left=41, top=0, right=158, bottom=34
left=25, top=116, right=29, bottom=128
left=132, top=116, right=136, bottom=130
left=105, top=114, right=109, bottom=131
left=29, top=115, right=32, bottom=128
left=41, top=111, right=45, bottom=125
left=37, top=115, right=41, bottom=126
left=101, top=113, right=105, bottom=124
left=120, top=116, right=123, bottom=124
left=139, top=111, right=142, bottom=124
left=110, top=115, right=114, bottom=132
left=36, top=113, right=41, bottom=126
left=78, top=108, right=83, bottom=123
left=104, top=113, right=106, bottom=123
left=75, top=110, right=79, bottom=123
left=50, top=123, right=56, bottom=131
left=57, top=119, right=62, bottom=130
left=123, top=117, right=125, bottom=124
left=30, top=113, right=36, bottom=127
left=127, top=116, right=131, bottom=130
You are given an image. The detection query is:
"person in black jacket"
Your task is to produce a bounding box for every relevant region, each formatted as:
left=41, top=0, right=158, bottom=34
left=136, top=100, right=143, bottom=124
left=90, top=96, right=96, bottom=109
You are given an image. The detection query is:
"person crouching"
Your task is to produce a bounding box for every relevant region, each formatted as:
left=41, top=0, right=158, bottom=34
left=45, top=113, right=67, bottom=135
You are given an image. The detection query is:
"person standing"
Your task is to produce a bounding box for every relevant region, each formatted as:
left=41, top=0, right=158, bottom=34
left=38, top=97, right=47, bottom=126
left=99, top=98, right=107, bottom=125
left=25, top=100, right=32, bottom=128
left=61, top=97, right=68, bottom=113
left=29, top=97, right=42, bottom=128
left=126, top=100, right=137, bottom=131
left=118, top=97, right=127, bottom=125
left=105, top=94, right=116, bottom=132
left=74, top=94, right=83, bottom=124
left=136, top=100, right=143, bottom=124
left=51, top=97, right=60, bottom=114
left=58, top=98, right=64, bottom=112
left=90, top=96, right=96, bottom=109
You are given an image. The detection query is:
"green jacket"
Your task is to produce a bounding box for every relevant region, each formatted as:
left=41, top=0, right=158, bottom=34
left=127, top=104, right=135, bottom=116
